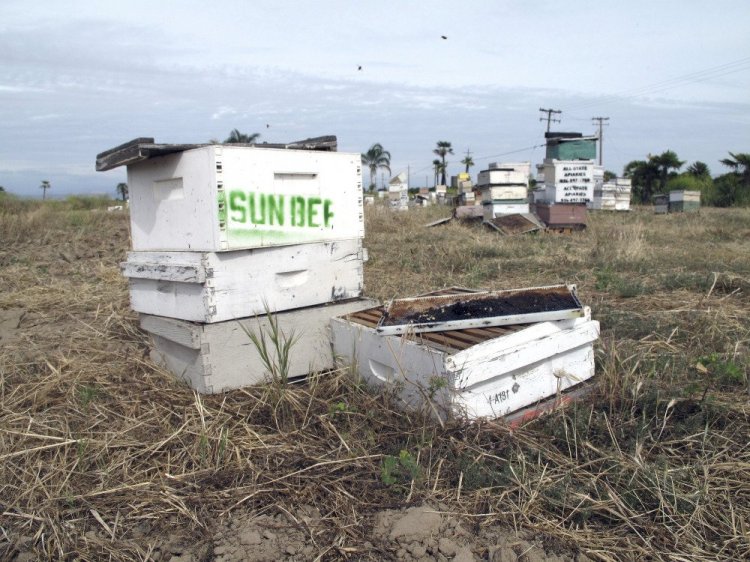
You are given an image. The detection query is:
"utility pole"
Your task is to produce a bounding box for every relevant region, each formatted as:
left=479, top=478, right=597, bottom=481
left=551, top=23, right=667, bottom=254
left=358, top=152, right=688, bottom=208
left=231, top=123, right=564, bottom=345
left=591, top=117, right=610, bottom=166
left=465, top=148, right=472, bottom=168
left=539, top=108, right=562, bottom=132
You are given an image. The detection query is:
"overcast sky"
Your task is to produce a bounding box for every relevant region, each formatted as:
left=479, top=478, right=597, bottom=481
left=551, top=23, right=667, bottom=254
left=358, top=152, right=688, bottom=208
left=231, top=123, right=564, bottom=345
left=1, top=0, right=749, bottom=197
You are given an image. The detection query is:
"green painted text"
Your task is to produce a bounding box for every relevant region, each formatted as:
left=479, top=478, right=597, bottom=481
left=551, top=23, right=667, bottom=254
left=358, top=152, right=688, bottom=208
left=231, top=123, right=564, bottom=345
left=228, top=191, right=334, bottom=228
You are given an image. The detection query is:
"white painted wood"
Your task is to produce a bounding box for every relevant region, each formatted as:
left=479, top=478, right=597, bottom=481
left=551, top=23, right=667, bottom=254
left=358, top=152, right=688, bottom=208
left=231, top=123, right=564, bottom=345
left=482, top=203, right=530, bottom=220
left=447, top=316, right=599, bottom=387
left=480, top=186, right=528, bottom=201
left=144, top=298, right=379, bottom=393
left=541, top=160, right=595, bottom=203
left=331, top=309, right=599, bottom=420
left=124, top=239, right=365, bottom=323
left=458, top=344, right=594, bottom=418
left=669, top=190, right=700, bottom=203
left=488, top=162, right=531, bottom=177
left=477, top=170, right=528, bottom=187
left=127, top=145, right=364, bottom=252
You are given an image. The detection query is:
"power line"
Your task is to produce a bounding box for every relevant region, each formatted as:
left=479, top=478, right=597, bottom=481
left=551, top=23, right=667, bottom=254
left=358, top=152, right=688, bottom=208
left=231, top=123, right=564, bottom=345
left=563, top=56, right=750, bottom=112
left=408, top=142, right=547, bottom=175
left=473, top=143, right=547, bottom=163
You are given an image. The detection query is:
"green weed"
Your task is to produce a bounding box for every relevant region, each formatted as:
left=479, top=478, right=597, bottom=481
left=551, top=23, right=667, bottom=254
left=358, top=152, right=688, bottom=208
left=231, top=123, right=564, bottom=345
left=381, top=449, right=421, bottom=488
left=697, top=353, right=746, bottom=388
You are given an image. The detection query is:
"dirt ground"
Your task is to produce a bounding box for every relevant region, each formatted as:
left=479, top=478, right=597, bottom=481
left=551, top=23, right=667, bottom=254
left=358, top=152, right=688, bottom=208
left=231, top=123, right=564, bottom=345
left=91, top=503, right=590, bottom=562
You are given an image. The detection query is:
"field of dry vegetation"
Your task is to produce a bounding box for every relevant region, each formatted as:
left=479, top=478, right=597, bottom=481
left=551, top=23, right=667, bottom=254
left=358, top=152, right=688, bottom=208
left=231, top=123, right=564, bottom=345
left=0, top=196, right=748, bottom=561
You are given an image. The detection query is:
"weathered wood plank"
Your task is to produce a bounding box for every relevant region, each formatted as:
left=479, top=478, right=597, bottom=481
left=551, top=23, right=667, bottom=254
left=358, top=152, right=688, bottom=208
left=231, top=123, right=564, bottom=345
left=96, top=135, right=338, bottom=171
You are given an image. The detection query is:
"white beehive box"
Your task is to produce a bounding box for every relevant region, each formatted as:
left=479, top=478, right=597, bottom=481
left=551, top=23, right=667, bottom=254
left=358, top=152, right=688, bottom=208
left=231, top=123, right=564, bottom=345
left=489, top=162, right=531, bottom=177
left=123, top=239, right=366, bottom=323
left=668, top=190, right=700, bottom=203
left=483, top=203, right=530, bottom=220
left=144, top=297, right=379, bottom=393
left=125, top=145, right=363, bottom=252
left=480, top=185, right=528, bottom=202
left=614, top=190, right=631, bottom=211
left=477, top=169, right=528, bottom=187
left=331, top=301, right=599, bottom=420
left=542, top=160, right=594, bottom=203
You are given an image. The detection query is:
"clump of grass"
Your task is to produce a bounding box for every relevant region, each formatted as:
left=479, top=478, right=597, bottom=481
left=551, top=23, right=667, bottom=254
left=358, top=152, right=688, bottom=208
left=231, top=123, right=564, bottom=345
left=239, top=306, right=299, bottom=387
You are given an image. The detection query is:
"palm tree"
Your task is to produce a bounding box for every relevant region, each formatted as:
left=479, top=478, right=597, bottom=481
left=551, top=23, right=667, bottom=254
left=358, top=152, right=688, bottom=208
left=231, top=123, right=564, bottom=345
left=720, top=152, right=750, bottom=187
left=651, top=150, right=684, bottom=192
left=432, top=159, right=443, bottom=187
left=461, top=154, right=474, bottom=174
left=361, top=143, right=391, bottom=191
left=687, top=161, right=710, bottom=179
left=224, top=129, right=261, bottom=144
left=624, top=159, right=660, bottom=203
left=116, top=182, right=129, bottom=202
left=433, top=141, right=453, bottom=186
left=432, top=141, right=453, bottom=185
left=40, top=180, right=51, bottom=200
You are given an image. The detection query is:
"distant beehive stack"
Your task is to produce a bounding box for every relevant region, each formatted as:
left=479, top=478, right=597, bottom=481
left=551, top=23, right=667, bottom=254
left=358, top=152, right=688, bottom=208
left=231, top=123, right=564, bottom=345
left=590, top=178, right=632, bottom=211
left=459, top=190, right=476, bottom=206
left=653, top=193, right=669, bottom=214
left=669, top=190, right=701, bottom=213
left=96, top=136, right=377, bottom=393
left=451, top=172, right=473, bottom=194
left=531, top=132, right=598, bottom=228
left=476, top=162, right=530, bottom=220
left=388, top=171, right=409, bottom=211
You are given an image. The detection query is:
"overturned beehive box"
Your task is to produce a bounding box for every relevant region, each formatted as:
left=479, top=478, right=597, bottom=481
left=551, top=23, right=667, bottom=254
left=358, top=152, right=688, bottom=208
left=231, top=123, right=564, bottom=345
left=331, top=289, right=599, bottom=420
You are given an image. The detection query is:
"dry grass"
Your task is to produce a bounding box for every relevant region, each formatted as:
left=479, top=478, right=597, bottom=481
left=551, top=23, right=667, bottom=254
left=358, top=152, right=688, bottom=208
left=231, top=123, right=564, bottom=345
left=1, top=200, right=749, bottom=561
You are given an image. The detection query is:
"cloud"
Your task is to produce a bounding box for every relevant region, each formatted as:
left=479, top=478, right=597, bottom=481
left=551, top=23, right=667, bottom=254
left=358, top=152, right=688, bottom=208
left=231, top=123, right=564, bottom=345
left=211, top=106, right=237, bottom=120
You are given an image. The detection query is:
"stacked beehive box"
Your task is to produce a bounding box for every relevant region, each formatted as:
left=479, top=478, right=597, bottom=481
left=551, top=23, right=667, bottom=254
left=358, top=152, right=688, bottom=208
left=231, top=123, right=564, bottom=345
left=653, top=193, right=669, bottom=214
left=96, top=137, right=377, bottom=393
left=453, top=172, right=476, bottom=206
left=669, top=190, right=701, bottom=213
left=388, top=172, right=409, bottom=211
left=589, top=177, right=632, bottom=211
left=477, top=162, right=530, bottom=219
left=533, top=133, right=596, bottom=229
left=614, top=178, right=632, bottom=211
left=435, top=184, right=448, bottom=204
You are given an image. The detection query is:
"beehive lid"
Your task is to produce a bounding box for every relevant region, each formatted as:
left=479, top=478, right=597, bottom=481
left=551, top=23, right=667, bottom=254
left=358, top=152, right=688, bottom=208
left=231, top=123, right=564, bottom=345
left=376, top=284, right=584, bottom=335
left=96, top=135, right=338, bottom=171
left=484, top=213, right=544, bottom=235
